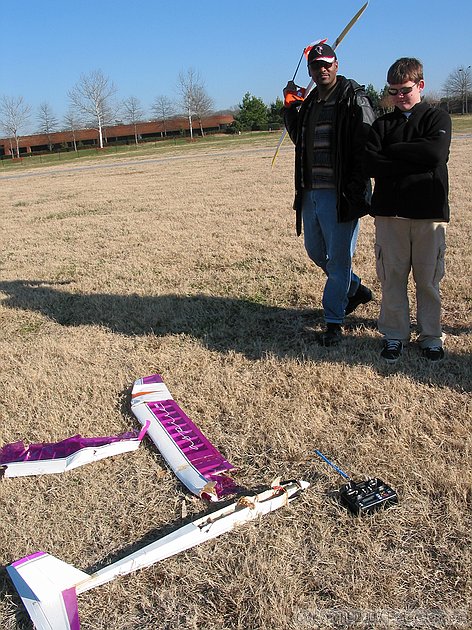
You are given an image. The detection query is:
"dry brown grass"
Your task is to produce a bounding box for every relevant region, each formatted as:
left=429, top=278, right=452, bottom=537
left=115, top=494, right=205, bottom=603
left=0, top=136, right=470, bottom=629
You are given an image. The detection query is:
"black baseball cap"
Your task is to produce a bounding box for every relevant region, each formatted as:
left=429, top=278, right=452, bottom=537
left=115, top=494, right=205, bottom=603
left=308, top=43, right=337, bottom=64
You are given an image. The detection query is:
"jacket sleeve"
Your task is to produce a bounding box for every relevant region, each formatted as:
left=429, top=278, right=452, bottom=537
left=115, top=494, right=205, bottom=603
left=357, top=92, right=377, bottom=128
left=283, top=103, right=301, bottom=145
left=352, top=92, right=376, bottom=163
left=364, top=121, right=430, bottom=177
left=385, top=109, right=451, bottom=167
left=364, top=110, right=451, bottom=177
left=364, top=122, right=398, bottom=176
left=344, top=91, right=375, bottom=204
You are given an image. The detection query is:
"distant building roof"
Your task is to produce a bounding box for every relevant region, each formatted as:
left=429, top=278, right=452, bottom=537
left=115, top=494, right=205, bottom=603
left=0, top=114, right=234, bottom=155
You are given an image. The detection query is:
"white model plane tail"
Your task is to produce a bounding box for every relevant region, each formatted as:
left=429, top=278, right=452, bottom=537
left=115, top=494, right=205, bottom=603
left=7, top=552, right=88, bottom=630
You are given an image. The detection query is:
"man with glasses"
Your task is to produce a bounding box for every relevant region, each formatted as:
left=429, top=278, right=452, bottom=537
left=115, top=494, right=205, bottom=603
left=365, top=58, right=452, bottom=363
left=283, top=42, right=375, bottom=346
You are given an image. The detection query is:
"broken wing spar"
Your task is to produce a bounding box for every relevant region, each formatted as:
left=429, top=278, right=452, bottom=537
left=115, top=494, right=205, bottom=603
left=7, top=479, right=309, bottom=630
left=271, top=1, right=369, bottom=168
left=131, top=374, right=239, bottom=501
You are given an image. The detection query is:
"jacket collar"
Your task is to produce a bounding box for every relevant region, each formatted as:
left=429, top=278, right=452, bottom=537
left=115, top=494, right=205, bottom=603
left=393, top=100, right=429, bottom=118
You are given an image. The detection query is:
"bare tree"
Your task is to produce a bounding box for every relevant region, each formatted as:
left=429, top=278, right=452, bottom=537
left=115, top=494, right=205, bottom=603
left=63, top=108, right=82, bottom=152
left=151, top=95, right=175, bottom=137
left=0, top=95, right=31, bottom=158
left=101, top=101, right=117, bottom=145
left=68, top=70, right=117, bottom=148
left=177, top=68, right=207, bottom=139
left=192, top=84, right=214, bottom=137
left=443, top=66, right=472, bottom=114
left=122, top=96, right=145, bottom=145
left=37, top=102, right=58, bottom=151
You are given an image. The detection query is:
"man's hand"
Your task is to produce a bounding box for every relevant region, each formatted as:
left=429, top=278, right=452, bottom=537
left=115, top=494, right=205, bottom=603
left=283, top=81, right=306, bottom=107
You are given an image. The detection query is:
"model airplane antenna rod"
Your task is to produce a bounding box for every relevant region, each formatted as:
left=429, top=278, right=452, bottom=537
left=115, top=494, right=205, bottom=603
left=314, top=449, right=351, bottom=480
left=291, top=51, right=305, bottom=81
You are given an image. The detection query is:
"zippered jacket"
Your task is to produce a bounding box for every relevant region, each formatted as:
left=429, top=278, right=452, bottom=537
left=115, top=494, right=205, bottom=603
left=284, top=76, right=375, bottom=235
left=364, top=101, right=451, bottom=221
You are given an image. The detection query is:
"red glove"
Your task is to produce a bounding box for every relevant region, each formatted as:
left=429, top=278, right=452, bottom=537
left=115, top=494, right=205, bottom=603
left=283, top=81, right=306, bottom=107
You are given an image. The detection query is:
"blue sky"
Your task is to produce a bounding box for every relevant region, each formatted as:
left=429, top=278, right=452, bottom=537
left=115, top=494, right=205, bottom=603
left=1, top=0, right=471, bottom=132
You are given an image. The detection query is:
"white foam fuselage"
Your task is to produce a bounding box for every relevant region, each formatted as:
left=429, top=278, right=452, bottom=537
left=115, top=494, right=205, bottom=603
left=7, top=480, right=309, bottom=630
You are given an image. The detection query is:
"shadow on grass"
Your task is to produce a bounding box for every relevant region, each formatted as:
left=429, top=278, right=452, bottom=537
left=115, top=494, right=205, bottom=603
left=0, top=280, right=470, bottom=392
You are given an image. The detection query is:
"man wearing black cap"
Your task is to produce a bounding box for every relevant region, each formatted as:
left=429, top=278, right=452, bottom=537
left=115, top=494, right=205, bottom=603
left=283, top=41, right=375, bottom=346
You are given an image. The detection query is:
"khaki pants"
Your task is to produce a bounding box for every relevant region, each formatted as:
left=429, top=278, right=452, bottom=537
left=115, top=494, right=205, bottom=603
left=375, top=217, right=446, bottom=348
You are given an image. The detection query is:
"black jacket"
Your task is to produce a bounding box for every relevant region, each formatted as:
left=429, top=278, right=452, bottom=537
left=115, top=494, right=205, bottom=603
left=364, top=101, right=451, bottom=221
left=284, top=76, right=375, bottom=235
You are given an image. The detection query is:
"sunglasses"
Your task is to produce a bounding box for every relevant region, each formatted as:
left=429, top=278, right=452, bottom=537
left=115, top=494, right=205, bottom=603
left=387, top=83, right=418, bottom=96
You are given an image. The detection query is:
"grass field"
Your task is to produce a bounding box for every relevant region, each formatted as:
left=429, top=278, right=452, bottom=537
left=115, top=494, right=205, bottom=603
left=450, top=113, right=472, bottom=134
left=0, top=134, right=470, bottom=629
left=0, top=132, right=277, bottom=172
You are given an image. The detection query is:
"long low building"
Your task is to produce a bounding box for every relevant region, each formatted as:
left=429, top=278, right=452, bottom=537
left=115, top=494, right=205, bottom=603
left=0, top=114, right=234, bottom=156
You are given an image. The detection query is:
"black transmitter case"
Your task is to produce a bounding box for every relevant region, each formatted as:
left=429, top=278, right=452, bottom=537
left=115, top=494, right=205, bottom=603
left=338, top=478, right=398, bottom=515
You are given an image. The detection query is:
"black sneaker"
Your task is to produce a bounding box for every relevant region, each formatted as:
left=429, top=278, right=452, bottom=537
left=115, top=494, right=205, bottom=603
left=317, top=323, right=342, bottom=347
left=345, top=284, right=373, bottom=316
left=422, top=346, right=444, bottom=361
left=381, top=339, right=403, bottom=363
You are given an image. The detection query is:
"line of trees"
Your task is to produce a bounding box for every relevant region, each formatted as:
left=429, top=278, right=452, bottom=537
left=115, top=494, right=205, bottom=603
left=1, top=65, right=471, bottom=158
left=0, top=67, right=217, bottom=157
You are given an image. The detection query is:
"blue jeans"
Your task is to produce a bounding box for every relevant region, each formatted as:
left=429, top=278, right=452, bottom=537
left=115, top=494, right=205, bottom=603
left=302, top=189, right=360, bottom=323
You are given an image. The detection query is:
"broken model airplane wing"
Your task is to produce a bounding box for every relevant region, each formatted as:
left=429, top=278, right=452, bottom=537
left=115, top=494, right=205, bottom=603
left=131, top=374, right=238, bottom=501
left=0, top=422, right=150, bottom=478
